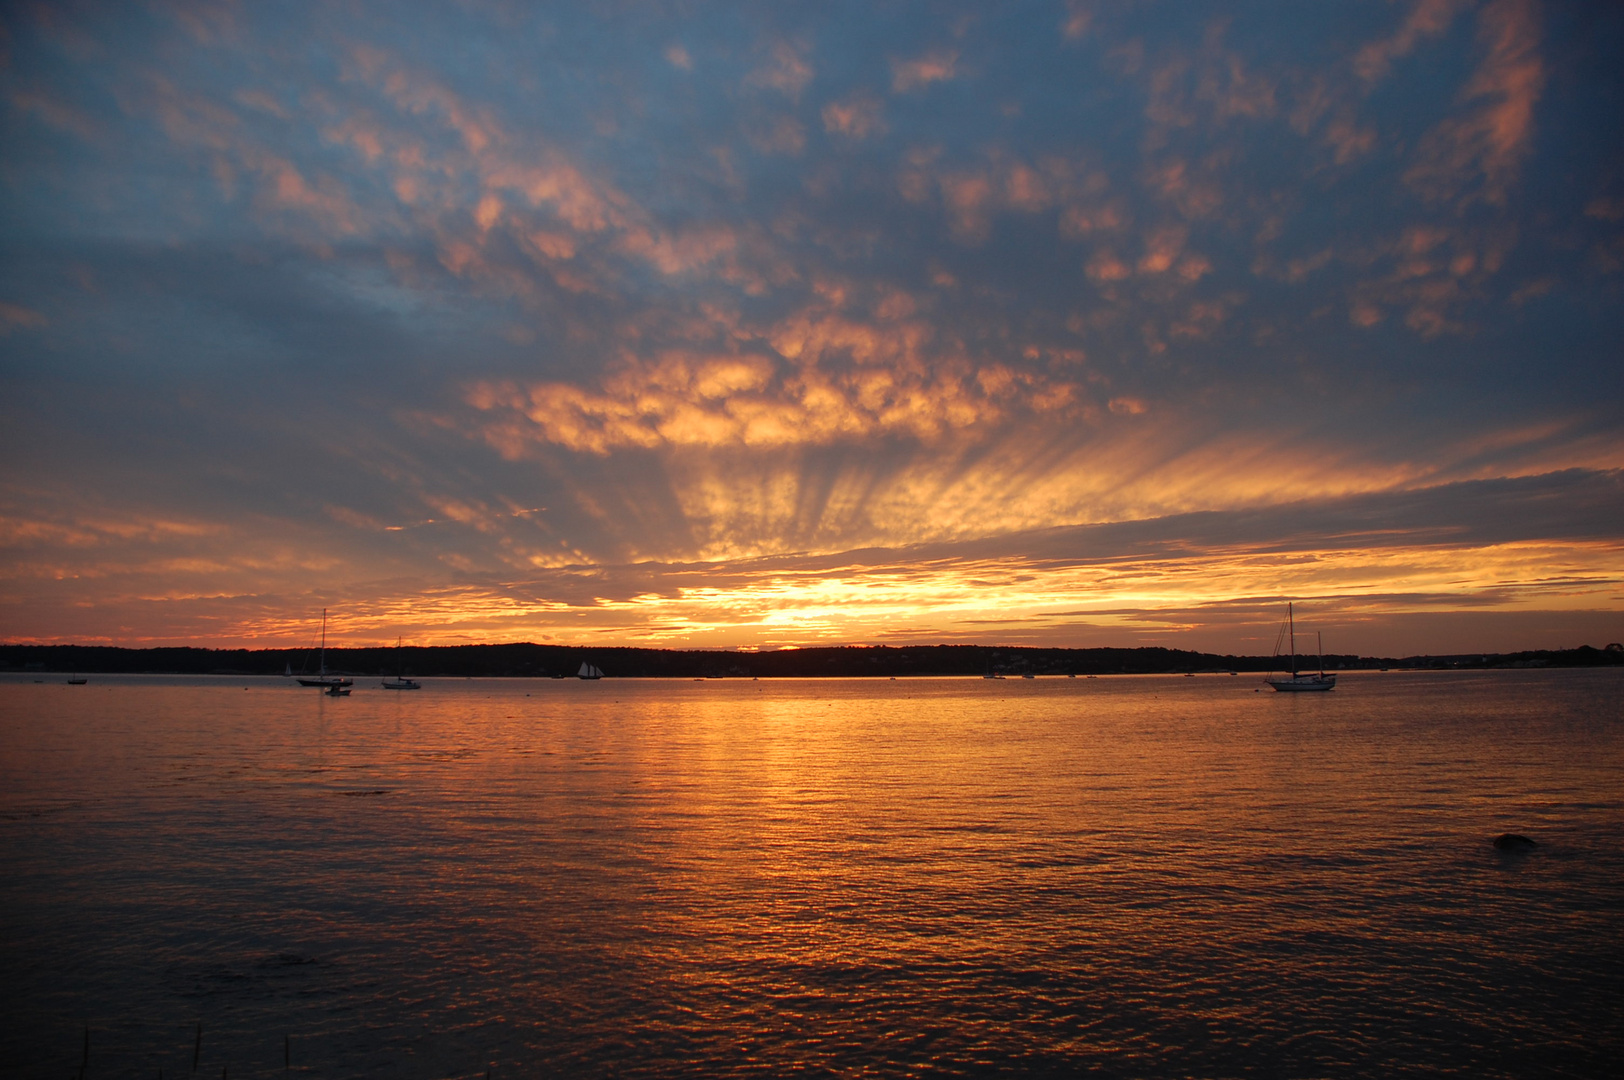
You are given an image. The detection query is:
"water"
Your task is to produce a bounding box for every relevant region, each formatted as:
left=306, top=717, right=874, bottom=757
left=1, top=670, right=1620, bottom=1077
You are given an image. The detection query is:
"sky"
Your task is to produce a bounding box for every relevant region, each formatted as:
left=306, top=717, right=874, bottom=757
left=1, top=0, right=1621, bottom=656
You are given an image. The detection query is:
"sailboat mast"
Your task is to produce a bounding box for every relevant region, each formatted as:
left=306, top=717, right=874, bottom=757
left=1318, top=631, right=1324, bottom=678
left=320, top=608, right=327, bottom=676
left=1288, top=602, right=1297, bottom=677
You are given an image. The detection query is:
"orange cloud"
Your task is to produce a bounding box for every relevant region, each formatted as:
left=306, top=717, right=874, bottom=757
left=822, top=94, right=886, bottom=140
left=157, top=0, right=242, bottom=46
left=10, top=88, right=102, bottom=141
left=940, top=172, right=994, bottom=241
left=137, top=76, right=371, bottom=238
left=474, top=193, right=503, bottom=232
left=323, top=113, right=387, bottom=162
left=1060, top=200, right=1128, bottom=237
left=1195, top=51, right=1277, bottom=123
left=469, top=341, right=1060, bottom=459
left=336, top=43, right=794, bottom=298
left=354, top=45, right=500, bottom=154
left=747, top=42, right=814, bottom=99
left=1143, top=157, right=1222, bottom=218
left=144, top=74, right=239, bottom=151
left=1347, top=222, right=1519, bottom=337
left=0, top=302, right=48, bottom=334
left=1138, top=225, right=1188, bottom=274
left=484, top=157, right=622, bottom=233
left=1004, top=163, right=1052, bottom=212
left=1405, top=0, right=1543, bottom=207
left=1355, top=0, right=1467, bottom=83
left=1061, top=3, right=1093, bottom=42
left=1086, top=251, right=1131, bottom=281
left=1170, top=301, right=1227, bottom=339
left=891, top=50, right=958, bottom=93
left=1323, top=114, right=1378, bottom=164
left=616, top=225, right=738, bottom=275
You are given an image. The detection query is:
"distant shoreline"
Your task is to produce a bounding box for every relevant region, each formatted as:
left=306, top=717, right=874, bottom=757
left=3, top=642, right=1619, bottom=679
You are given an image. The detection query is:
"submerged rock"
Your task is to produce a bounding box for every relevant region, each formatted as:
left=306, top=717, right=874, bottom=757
left=1493, top=833, right=1537, bottom=851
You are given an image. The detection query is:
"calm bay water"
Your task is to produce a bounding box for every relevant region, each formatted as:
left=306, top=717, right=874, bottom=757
left=1, top=670, right=1620, bottom=1077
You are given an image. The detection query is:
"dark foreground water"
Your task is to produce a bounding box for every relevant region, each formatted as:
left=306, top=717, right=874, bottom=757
left=1, top=670, right=1620, bottom=1078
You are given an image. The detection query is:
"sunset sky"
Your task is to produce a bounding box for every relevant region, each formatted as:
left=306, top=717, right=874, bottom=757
left=2, top=0, right=1621, bottom=655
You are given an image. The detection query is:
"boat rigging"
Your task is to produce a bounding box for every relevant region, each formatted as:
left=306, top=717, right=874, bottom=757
left=1266, top=603, right=1336, bottom=692
left=296, top=609, right=354, bottom=689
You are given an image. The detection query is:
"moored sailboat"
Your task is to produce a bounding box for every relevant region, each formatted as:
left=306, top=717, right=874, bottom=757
left=382, top=638, right=421, bottom=690
left=296, top=609, right=354, bottom=688
left=1266, top=603, right=1336, bottom=692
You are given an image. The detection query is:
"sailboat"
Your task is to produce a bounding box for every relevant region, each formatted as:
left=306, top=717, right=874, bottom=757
left=296, top=609, right=354, bottom=688
left=382, top=638, right=421, bottom=690
left=577, top=661, right=604, bottom=680
left=1266, top=603, right=1336, bottom=692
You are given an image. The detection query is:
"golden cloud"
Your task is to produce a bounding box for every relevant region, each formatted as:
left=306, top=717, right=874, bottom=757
left=466, top=340, right=1074, bottom=458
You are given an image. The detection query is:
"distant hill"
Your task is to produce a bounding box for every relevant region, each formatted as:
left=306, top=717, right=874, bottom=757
left=2, top=641, right=1620, bottom=677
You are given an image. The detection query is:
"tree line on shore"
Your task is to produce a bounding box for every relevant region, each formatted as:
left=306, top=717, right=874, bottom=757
left=2, top=641, right=1620, bottom=678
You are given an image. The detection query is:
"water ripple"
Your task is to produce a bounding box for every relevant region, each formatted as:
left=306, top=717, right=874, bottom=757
left=0, top=670, right=1619, bottom=1077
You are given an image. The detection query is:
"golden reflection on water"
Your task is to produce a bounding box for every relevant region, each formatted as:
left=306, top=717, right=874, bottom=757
left=0, top=672, right=1620, bottom=1075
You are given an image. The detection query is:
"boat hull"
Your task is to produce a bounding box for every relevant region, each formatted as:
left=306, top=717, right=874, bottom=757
left=297, top=677, right=353, bottom=688
left=1267, top=676, right=1336, bottom=692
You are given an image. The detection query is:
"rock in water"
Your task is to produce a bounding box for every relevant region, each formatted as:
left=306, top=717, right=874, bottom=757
left=1493, top=833, right=1537, bottom=851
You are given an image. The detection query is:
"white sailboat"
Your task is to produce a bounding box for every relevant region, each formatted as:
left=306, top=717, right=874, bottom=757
left=296, top=609, right=354, bottom=688
left=1266, top=603, right=1336, bottom=692
left=577, top=661, right=604, bottom=680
